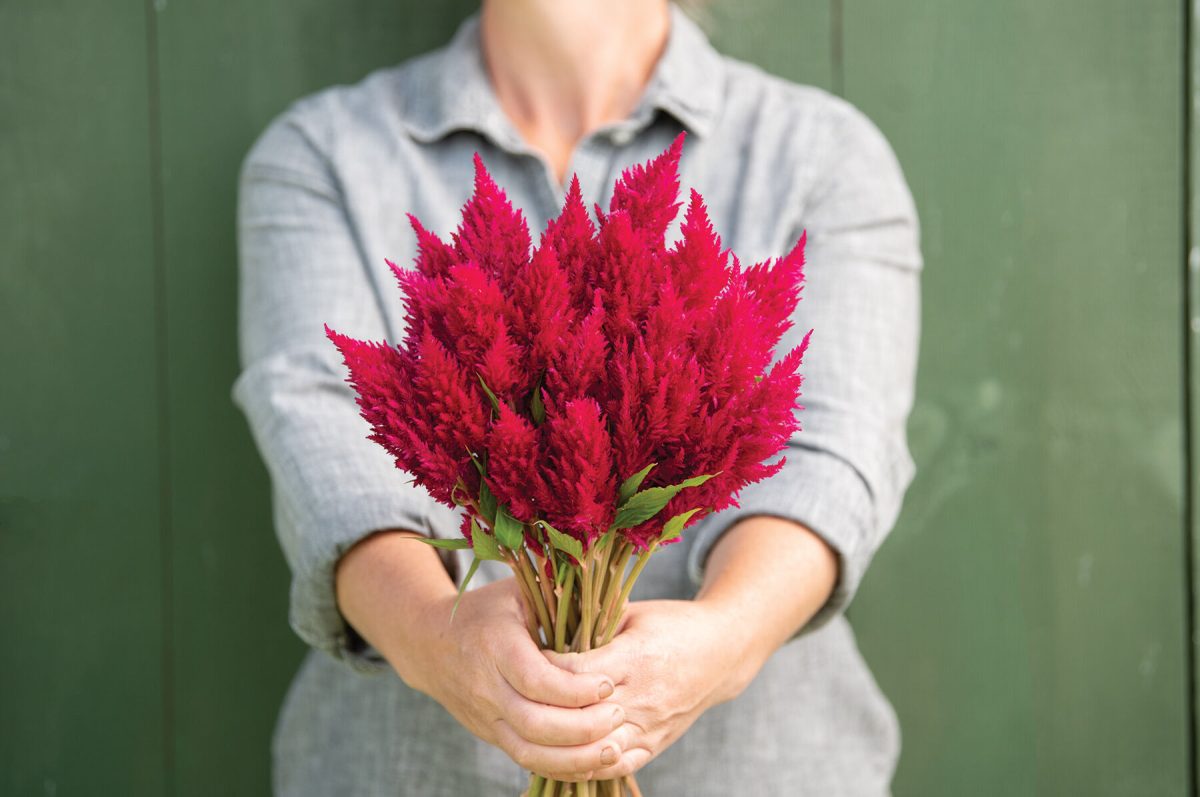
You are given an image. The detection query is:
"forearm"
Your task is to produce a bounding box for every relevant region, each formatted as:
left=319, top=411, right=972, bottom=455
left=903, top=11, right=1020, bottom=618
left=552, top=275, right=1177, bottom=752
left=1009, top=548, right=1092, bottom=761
left=693, top=516, right=839, bottom=698
left=334, top=529, right=458, bottom=692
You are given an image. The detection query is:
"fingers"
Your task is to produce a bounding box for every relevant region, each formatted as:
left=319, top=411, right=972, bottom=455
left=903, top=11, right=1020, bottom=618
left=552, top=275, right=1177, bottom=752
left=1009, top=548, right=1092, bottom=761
left=543, top=645, right=632, bottom=688
left=500, top=686, right=625, bottom=746
left=498, top=637, right=615, bottom=708
left=494, top=719, right=624, bottom=781
left=586, top=744, right=653, bottom=782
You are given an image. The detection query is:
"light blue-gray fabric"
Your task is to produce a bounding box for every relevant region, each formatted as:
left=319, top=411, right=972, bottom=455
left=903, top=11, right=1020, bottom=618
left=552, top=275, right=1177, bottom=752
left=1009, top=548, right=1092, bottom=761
left=232, top=5, right=921, bottom=795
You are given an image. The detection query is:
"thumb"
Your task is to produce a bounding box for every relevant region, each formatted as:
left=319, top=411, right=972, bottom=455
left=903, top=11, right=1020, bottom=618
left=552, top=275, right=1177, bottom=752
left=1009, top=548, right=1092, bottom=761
left=543, top=645, right=629, bottom=685
left=541, top=649, right=589, bottom=673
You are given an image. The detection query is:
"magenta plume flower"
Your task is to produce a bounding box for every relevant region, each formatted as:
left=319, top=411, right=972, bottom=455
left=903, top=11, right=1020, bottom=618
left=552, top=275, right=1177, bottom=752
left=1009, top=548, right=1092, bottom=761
left=326, top=131, right=810, bottom=553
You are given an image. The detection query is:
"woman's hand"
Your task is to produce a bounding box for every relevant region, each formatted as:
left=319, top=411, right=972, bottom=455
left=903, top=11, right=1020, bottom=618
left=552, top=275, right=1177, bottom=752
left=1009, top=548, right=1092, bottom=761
left=544, top=598, right=759, bottom=779
left=336, top=530, right=627, bottom=782
left=544, top=516, right=840, bottom=779
left=413, top=578, right=630, bottom=781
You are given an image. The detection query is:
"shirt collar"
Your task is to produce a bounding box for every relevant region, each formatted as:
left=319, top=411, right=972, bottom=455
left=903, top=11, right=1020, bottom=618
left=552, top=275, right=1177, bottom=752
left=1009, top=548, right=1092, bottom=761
left=401, top=5, right=724, bottom=149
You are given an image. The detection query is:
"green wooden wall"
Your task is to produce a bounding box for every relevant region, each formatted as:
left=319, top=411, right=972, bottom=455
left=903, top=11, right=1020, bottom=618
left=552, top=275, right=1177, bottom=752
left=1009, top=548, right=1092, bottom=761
left=1, top=1, right=1192, bottom=794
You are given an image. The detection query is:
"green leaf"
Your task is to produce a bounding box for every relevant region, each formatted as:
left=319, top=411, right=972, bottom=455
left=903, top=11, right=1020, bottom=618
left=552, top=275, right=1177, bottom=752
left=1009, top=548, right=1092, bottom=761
left=618, top=463, right=657, bottom=505
left=754, top=374, right=764, bottom=384
left=471, top=517, right=504, bottom=562
left=530, top=519, right=561, bottom=584
left=529, top=369, right=547, bottom=426
left=530, top=385, right=546, bottom=425
left=613, top=472, right=720, bottom=529
left=412, top=537, right=471, bottom=551
left=478, top=478, right=497, bottom=524
left=451, top=556, right=483, bottom=622
left=595, top=527, right=616, bottom=551
left=658, top=507, right=705, bottom=543
left=493, top=504, right=524, bottom=549
left=477, top=372, right=502, bottom=415
left=467, top=447, right=485, bottom=476
left=535, top=520, right=583, bottom=563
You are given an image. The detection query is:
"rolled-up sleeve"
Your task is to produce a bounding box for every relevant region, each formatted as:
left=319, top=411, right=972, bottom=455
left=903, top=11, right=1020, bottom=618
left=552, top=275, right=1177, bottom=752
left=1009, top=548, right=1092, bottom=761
left=231, top=107, right=449, bottom=672
left=687, top=97, right=923, bottom=634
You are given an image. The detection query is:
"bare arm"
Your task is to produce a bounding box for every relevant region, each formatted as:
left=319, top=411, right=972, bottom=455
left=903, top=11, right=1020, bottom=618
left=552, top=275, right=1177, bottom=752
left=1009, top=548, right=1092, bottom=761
left=694, top=515, right=839, bottom=697
left=335, top=531, right=627, bottom=782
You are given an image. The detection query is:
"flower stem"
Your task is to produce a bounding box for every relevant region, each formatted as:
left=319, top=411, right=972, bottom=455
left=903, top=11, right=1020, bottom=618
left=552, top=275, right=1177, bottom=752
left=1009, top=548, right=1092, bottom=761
left=513, top=552, right=553, bottom=647
left=593, top=541, right=633, bottom=647
left=529, top=547, right=558, bottom=631
left=592, top=537, right=615, bottom=609
left=600, top=545, right=656, bottom=646
left=527, top=773, right=545, bottom=797
left=554, top=567, right=576, bottom=652
left=508, top=558, right=544, bottom=644
left=579, top=558, right=595, bottom=652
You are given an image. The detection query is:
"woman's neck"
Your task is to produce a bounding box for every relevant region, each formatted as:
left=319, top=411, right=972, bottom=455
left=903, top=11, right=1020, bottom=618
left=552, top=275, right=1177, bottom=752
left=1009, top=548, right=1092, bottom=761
left=479, top=0, right=671, bottom=185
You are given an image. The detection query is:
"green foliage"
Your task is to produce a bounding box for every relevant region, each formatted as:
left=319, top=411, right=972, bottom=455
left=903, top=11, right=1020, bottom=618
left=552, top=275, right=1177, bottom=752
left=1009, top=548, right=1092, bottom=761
left=478, top=478, right=497, bottom=524
left=451, top=557, right=482, bottom=622
left=477, top=372, right=502, bottom=415
left=612, top=472, right=719, bottom=529
left=658, top=507, right=705, bottom=543
left=470, top=517, right=504, bottom=562
left=530, top=371, right=547, bottom=425
left=412, top=536, right=471, bottom=551
left=618, top=462, right=657, bottom=505
left=536, top=519, right=583, bottom=564
left=493, top=504, right=524, bottom=549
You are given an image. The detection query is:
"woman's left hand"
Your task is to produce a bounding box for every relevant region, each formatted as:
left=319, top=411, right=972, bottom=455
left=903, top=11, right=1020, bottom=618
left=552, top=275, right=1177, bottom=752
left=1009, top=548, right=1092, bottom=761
left=544, top=517, right=839, bottom=780
left=543, top=597, right=762, bottom=779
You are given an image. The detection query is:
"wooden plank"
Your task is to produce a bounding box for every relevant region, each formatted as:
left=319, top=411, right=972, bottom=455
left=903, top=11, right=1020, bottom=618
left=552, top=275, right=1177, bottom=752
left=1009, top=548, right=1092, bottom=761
left=0, top=1, right=167, bottom=794
left=842, top=2, right=1190, bottom=795
left=1190, top=0, right=1200, bottom=779
left=703, top=0, right=835, bottom=92
left=150, top=2, right=476, bottom=792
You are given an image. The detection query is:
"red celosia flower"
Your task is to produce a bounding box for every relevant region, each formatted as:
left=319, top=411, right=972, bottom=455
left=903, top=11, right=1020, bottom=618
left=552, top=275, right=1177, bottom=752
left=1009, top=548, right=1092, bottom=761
left=534, top=396, right=617, bottom=545
left=485, top=401, right=542, bottom=524
left=326, top=131, right=809, bottom=553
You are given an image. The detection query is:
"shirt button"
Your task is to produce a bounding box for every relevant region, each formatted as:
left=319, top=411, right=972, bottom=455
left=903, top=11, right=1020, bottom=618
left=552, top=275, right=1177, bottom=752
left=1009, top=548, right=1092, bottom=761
left=610, top=128, right=635, bottom=146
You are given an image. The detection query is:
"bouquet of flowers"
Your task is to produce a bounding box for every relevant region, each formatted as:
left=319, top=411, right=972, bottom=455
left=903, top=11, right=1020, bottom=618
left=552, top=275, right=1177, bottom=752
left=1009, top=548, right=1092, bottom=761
left=326, top=132, right=810, bottom=796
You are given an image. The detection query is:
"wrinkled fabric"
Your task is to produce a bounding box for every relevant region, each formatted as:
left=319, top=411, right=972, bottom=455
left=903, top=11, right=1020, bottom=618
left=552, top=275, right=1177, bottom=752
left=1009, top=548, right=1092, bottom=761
left=233, top=6, right=921, bottom=795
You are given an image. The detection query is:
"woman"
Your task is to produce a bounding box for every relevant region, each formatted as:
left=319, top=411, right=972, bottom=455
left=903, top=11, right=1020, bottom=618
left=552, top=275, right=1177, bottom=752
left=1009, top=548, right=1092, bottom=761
left=233, top=0, right=922, bottom=794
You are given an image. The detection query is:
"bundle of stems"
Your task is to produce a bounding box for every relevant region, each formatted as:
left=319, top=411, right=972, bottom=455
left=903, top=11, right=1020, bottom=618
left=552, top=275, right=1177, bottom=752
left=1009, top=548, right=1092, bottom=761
left=442, top=463, right=716, bottom=797
left=510, top=529, right=658, bottom=797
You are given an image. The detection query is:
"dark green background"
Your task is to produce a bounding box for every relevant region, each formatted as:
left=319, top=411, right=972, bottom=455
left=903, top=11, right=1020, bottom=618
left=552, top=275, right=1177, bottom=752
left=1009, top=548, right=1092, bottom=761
left=1, top=1, right=1193, bottom=794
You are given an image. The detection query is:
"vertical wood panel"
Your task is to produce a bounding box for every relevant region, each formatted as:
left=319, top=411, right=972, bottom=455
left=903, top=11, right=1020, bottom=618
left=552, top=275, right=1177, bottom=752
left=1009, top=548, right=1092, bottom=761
left=842, top=2, right=1190, bottom=795
left=1189, top=0, right=1200, bottom=779
left=151, top=2, right=476, bottom=792
left=0, top=2, right=167, bottom=793
left=3, top=1, right=1191, bottom=794
left=703, top=0, right=835, bottom=93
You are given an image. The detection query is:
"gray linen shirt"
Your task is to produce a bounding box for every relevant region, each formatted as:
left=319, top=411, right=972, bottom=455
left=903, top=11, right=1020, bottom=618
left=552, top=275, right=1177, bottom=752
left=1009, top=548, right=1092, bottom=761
left=233, top=6, right=922, bottom=795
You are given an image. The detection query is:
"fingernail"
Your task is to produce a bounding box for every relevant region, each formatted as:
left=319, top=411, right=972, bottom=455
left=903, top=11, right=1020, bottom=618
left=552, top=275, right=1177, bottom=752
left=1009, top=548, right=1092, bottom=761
left=600, top=746, right=617, bottom=765
left=598, top=680, right=614, bottom=700
left=611, top=706, right=624, bottom=728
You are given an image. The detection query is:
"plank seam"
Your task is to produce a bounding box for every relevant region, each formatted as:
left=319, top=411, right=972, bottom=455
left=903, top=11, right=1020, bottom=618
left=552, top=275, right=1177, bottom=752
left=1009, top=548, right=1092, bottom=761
left=830, top=0, right=844, bottom=96
left=1184, top=0, right=1198, bottom=791
left=143, top=0, right=174, bottom=792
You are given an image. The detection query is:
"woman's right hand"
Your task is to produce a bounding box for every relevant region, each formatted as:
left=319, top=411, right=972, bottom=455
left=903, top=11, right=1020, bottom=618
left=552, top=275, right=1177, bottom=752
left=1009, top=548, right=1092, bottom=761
left=335, top=530, right=627, bottom=782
